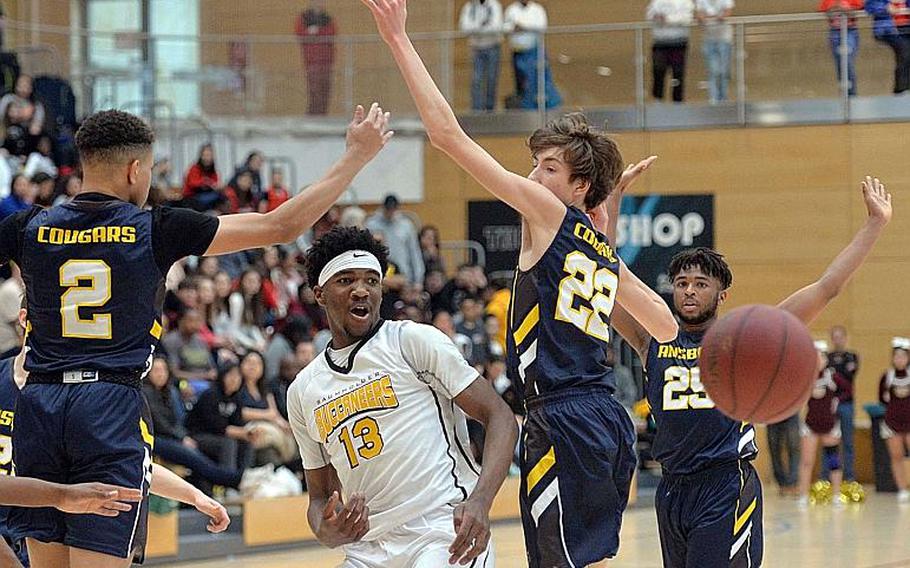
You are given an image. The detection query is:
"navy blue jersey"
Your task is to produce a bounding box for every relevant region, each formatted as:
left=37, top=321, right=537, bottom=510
left=507, top=207, right=620, bottom=397
left=0, top=357, right=17, bottom=531
left=646, top=330, right=758, bottom=475
left=0, top=194, right=218, bottom=374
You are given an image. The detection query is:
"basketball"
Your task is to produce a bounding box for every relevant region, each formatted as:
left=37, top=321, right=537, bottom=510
left=700, top=304, right=818, bottom=424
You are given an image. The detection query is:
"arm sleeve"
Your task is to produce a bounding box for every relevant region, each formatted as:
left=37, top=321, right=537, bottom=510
left=0, top=207, right=39, bottom=265
left=152, top=206, right=220, bottom=274
left=288, top=382, right=331, bottom=469
left=399, top=322, right=481, bottom=400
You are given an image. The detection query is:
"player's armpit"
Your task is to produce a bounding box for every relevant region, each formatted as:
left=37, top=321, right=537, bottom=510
left=615, top=261, right=678, bottom=344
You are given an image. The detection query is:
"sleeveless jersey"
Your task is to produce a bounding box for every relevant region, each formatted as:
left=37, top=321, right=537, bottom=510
left=0, top=357, right=18, bottom=534
left=805, top=368, right=839, bottom=435
left=287, top=320, right=480, bottom=540
left=507, top=206, right=620, bottom=397
left=646, top=330, right=758, bottom=475
left=881, top=369, right=910, bottom=433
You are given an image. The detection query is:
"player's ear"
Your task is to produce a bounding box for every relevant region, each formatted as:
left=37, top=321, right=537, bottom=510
left=572, top=178, right=590, bottom=202
left=314, top=285, right=326, bottom=307
left=127, top=159, right=141, bottom=185
left=17, top=308, right=26, bottom=332
left=717, top=289, right=729, bottom=307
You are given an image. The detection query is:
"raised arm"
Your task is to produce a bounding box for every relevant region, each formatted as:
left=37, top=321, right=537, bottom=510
left=360, top=0, right=566, bottom=235
left=204, top=104, right=393, bottom=256
left=778, top=177, right=893, bottom=325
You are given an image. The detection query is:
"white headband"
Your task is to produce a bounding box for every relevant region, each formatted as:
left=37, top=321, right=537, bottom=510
left=317, top=250, right=383, bottom=287
left=893, top=337, right=910, bottom=351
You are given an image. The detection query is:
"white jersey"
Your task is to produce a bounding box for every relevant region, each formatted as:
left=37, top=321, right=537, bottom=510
left=287, top=320, right=481, bottom=540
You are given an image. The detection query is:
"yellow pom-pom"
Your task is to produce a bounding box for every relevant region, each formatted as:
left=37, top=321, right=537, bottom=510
left=809, top=480, right=833, bottom=505
left=841, top=481, right=865, bottom=503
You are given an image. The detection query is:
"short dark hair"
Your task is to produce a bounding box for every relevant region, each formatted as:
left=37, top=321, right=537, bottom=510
left=305, top=226, right=389, bottom=287
left=75, top=109, right=155, bottom=166
left=528, top=113, right=624, bottom=210
left=668, top=248, right=733, bottom=290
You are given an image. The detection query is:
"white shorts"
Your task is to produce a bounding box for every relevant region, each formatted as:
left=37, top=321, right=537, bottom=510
left=340, top=504, right=496, bottom=568
left=800, top=420, right=841, bottom=440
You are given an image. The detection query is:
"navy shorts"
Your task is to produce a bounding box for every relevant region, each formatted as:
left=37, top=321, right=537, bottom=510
left=519, top=386, right=637, bottom=568
left=9, top=382, right=153, bottom=562
left=657, top=460, right=763, bottom=568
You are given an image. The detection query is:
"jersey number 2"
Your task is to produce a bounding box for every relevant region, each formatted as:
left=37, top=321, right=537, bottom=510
left=338, top=417, right=384, bottom=469
left=555, top=251, right=618, bottom=341
left=60, top=260, right=112, bottom=339
left=663, top=366, right=716, bottom=411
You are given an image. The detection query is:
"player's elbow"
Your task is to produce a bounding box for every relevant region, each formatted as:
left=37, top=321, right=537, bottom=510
left=427, top=124, right=461, bottom=153
left=650, top=316, right=679, bottom=344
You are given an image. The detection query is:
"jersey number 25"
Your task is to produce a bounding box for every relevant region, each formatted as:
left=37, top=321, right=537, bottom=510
left=663, top=366, right=716, bottom=411
left=555, top=251, right=618, bottom=342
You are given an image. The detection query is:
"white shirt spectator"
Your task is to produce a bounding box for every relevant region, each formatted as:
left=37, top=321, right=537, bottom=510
left=647, top=0, right=695, bottom=44
left=460, top=0, right=504, bottom=50
left=503, top=1, right=548, bottom=52
left=365, top=211, right=425, bottom=285
left=697, top=0, right=734, bottom=43
left=23, top=151, right=58, bottom=179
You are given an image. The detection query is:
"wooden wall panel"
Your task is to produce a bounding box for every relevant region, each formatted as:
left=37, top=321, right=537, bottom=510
left=416, top=122, right=910, bottom=407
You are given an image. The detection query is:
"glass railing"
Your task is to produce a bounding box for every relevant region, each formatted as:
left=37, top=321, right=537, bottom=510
left=3, top=10, right=907, bottom=130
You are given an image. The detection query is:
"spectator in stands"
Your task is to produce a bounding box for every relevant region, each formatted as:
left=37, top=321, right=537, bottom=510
left=183, top=143, right=223, bottom=211
left=0, top=174, right=36, bottom=219
left=210, top=270, right=235, bottom=336
left=228, top=269, right=269, bottom=353
left=161, top=309, right=218, bottom=396
left=338, top=204, right=367, bottom=228
left=483, top=313, right=504, bottom=358
left=825, top=324, right=860, bottom=481
left=0, top=74, right=45, bottom=156
left=272, top=356, right=305, bottom=421
left=23, top=135, right=57, bottom=178
left=186, top=361, right=262, bottom=472
left=366, top=194, right=425, bottom=285
left=198, top=256, right=220, bottom=279
left=296, top=0, right=337, bottom=115
left=503, top=0, right=561, bottom=109
left=455, top=293, right=491, bottom=368
left=31, top=171, right=55, bottom=207
left=238, top=151, right=265, bottom=199
left=259, top=168, right=290, bottom=213
left=419, top=225, right=446, bottom=275
left=195, top=276, right=232, bottom=351
left=819, top=0, right=865, bottom=97
left=647, top=0, right=695, bottom=103
left=696, top=0, right=734, bottom=104
left=144, top=357, right=273, bottom=494
left=866, top=0, right=910, bottom=94
left=485, top=277, right=510, bottom=353
left=766, top=412, right=801, bottom=496
left=163, top=278, right=199, bottom=324
left=439, top=263, right=487, bottom=314
left=880, top=336, right=910, bottom=502
left=432, top=310, right=473, bottom=361
left=425, top=269, right=449, bottom=315
left=460, top=0, right=504, bottom=112
left=224, top=169, right=257, bottom=213
left=238, top=351, right=297, bottom=466
left=148, top=156, right=178, bottom=206
left=52, top=174, right=81, bottom=206
left=263, top=316, right=311, bottom=385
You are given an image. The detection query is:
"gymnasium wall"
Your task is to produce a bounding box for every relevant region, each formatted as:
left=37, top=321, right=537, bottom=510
left=410, top=122, right=910, bottom=409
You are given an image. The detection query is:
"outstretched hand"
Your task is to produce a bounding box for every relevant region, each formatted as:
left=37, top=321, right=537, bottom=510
left=346, top=103, right=395, bottom=163
left=616, top=155, right=657, bottom=195
left=862, top=176, right=892, bottom=226
left=57, top=483, right=143, bottom=517
left=360, top=0, right=409, bottom=45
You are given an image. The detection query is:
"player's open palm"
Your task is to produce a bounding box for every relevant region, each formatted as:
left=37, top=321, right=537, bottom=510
left=449, top=498, right=491, bottom=565
left=361, top=0, right=408, bottom=45
left=346, top=103, right=394, bottom=163
left=194, top=492, right=231, bottom=533
left=319, top=491, right=370, bottom=548
left=615, top=155, right=658, bottom=195
left=862, top=176, right=892, bottom=225
left=58, top=483, right=143, bottom=517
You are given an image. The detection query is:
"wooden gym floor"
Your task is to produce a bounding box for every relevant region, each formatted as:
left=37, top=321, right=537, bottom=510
left=175, top=492, right=910, bottom=568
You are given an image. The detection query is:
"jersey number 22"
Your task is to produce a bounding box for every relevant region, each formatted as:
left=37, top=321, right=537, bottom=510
left=555, top=251, right=618, bottom=341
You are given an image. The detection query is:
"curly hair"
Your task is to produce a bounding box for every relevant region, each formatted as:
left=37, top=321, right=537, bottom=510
left=528, top=113, right=624, bottom=210
left=305, top=226, right=390, bottom=287
left=75, top=109, right=155, bottom=165
left=668, top=247, right=733, bottom=290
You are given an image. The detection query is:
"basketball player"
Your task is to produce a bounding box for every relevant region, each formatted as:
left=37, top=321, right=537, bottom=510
left=0, top=104, right=391, bottom=568
left=879, top=337, right=910, bottom=503
left=361, top=2, right=677, bottom=565
left=607, top=176, right=892, bottom=566
left=287, top=226, right=518, bottom=567
left=0, top=302, right=231, bottom=567
left=796, top=341, right=848, bottom=508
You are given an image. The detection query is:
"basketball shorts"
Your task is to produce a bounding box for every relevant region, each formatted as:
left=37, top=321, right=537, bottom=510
left=519, top=386, right=636, bottom=567
left=9, top=382, right=154, bottom=562
left=656, top=460, right=763, bottom=568
left=340, top=504, right=495, bottom=568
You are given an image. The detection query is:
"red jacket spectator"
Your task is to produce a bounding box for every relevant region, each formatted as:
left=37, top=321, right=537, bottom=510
left=184, top=144, right=220, bottom=198
left=296, top=7, right=336, bottom=67
left=819, top=0, right=866, bottom=28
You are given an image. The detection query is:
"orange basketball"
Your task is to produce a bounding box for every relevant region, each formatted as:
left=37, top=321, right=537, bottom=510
left=700, top=304, right=817, bottom=424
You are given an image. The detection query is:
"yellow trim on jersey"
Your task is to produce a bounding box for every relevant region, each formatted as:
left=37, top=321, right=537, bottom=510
left=513, top=304, right=540, bottom=346
left=150, top=320, right=163, bottom=340
left=733, top=497, right=757, bottom=535
left=139, top=418, right=155, bottom=450
left=527, top=446, right=555, bottom=494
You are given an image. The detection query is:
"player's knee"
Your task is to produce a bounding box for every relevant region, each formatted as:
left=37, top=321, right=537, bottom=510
left=823, top=445, right=840, bottom=471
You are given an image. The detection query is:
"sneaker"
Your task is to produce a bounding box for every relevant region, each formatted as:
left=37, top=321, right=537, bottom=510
left=797, top=495, right=809, bottom=510
left=833, top=495, right=847, bottom=508
left=240, top=464, right=276, bottom=496
left=898, top=490, right=910, bottom=503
